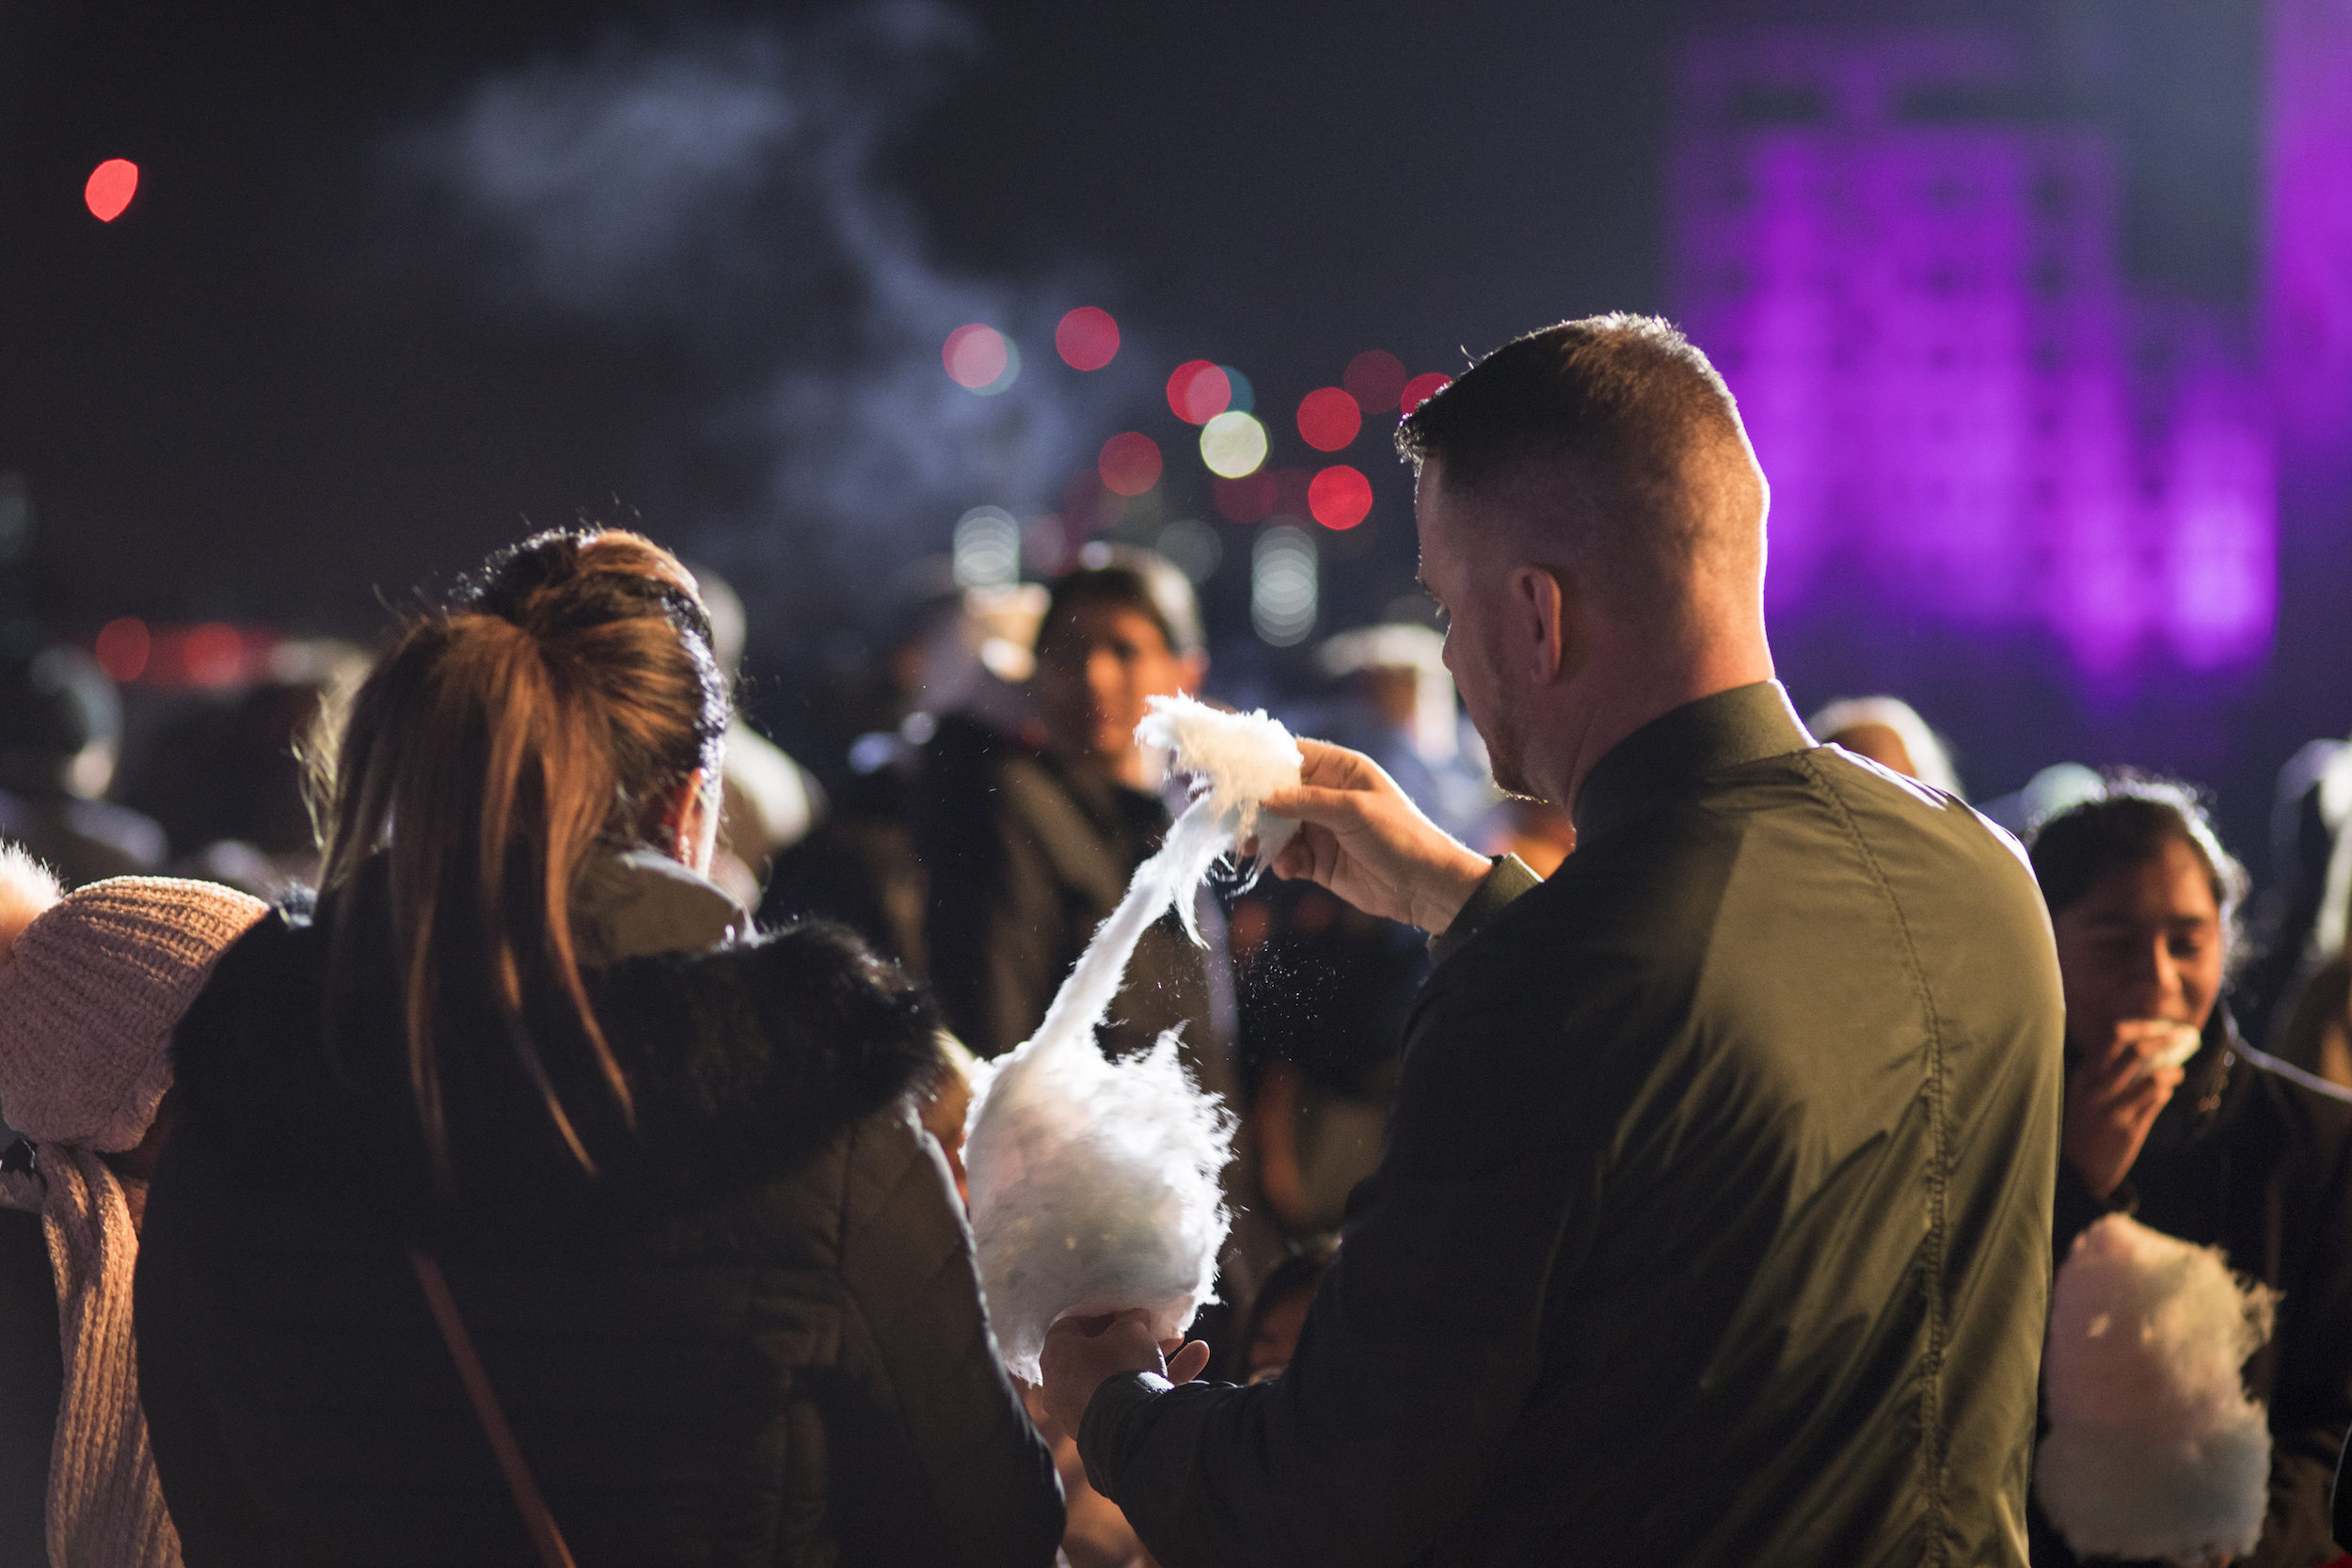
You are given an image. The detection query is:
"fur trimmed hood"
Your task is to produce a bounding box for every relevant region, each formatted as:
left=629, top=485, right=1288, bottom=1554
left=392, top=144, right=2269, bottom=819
left=167, top=875, right=943, bottom=1250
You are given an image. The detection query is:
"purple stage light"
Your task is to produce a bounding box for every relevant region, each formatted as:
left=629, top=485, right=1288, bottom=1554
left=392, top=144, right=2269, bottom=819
left=1673, top=30, right=2276, bottom=688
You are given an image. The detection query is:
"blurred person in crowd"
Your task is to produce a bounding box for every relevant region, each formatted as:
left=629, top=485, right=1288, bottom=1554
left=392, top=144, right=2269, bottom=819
left=918, top=1028, right=977, bottom=1204
left=1313, top=623, right=1493, bottom=840
left=2026, top=781, right=2352, bottom=1568
left=1043, top=315, right=2063, bottom=1566
left=117, top=639, right=371, bottom=899
left=2241, top=736, right=2352, bottom=1056
left=0, top=648, right=165, bottom=887
left=916, top=546, right=1220, bottom=1064
left=132, top=531, right=1060, bottom=1566
left=1229, top=1235, right=1337, bottom=1386
left=1238, top=885, right=1422, bottom=1237
left=2271, top=949, right=2352, bottom=1089
left=916, top=544, right=1279, bottom=1303
left=689, top=565, right=825, bottom=909
left=1980, top=762, right=2106, bottom=843
left=1808, top=693, right=1965, bottom=797
left=761, top=570, right=1045, bottom=971
left=0, top=847, right=267, bottom=1567
left=1479, top=796, right=1577, bottom=877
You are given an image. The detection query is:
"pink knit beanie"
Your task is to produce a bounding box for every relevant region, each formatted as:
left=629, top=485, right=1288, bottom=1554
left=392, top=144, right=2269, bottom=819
left=0, top=871, right=267, bottom=1151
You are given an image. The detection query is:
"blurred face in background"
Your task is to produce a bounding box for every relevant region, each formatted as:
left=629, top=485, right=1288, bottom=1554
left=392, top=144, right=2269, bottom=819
left=2049, top=835, right=2225, bottom=1053
left=1034, top=597, right=1202, bottom=786
left=1825, top=723, right=1919, bottom=780
left=1245, top=1284, right=1314, bottom=1385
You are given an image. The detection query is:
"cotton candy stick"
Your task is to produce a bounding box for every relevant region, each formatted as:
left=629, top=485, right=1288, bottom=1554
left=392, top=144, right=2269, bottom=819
left=963, top=694, right=1302, bottom=1382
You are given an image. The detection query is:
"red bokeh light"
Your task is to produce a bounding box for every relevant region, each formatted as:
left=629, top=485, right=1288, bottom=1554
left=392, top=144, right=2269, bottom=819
left=94, top=618, right=150, bottom=682
left=1400, top=372, right=1453, bottom=415
left=1309, top=466, right=1375, bottom=530
left=84, top=159, right=138, bottom=223
left=1166, top=360, right=1232, bottom=425
left=1214, top=471, right=1278, bottom=523
left=1099, top=433, right=1163, bottom=498
left=1343, top=350, right=1408, bottom=416
left=943, top=324, right=1010, bottom=389
left=1056, top=307, right=1120, bottom=370
left=183, top=623, right=246, bottom=686
left=1295, top=388, right=1361, bottom=451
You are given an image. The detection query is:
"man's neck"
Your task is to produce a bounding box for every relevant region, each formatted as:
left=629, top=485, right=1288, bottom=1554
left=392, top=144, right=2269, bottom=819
left=1546, top=641, right=1775, bottom=814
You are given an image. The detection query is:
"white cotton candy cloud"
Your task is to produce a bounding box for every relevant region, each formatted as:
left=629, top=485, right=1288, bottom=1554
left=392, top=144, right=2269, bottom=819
left=2036, top=1213, right=2278, bottom=1564
left=963, top=694, right=1300, bottom=1382
left=1136, top=696, right=1305, bottom=869
left=962, top=1026, right=1234, bottom=1384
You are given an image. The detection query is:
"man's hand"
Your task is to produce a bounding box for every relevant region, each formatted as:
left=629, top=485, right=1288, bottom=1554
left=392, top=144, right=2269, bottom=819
left=1261, top=738, right=1492, bottom=934
left=2062, top=1020, right=2190, bottom=1200
left=1040, top=1310, right=1212, bottom=1441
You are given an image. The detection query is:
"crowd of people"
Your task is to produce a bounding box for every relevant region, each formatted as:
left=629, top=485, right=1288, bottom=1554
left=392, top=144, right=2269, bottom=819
left=0, top=312, right=2345, bottom=1566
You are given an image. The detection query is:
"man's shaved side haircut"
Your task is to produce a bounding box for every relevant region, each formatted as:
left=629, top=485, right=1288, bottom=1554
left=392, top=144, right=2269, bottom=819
left=1397, top=314, right=1763, bottom=620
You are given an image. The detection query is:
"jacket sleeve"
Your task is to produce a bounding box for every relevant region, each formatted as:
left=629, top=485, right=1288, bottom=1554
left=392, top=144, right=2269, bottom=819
left=1076, top=962, right=1586, bottom=1567
left=2249, top=1097, right=2352, bottom=1568
left=828, top=1101, right=1064, bottom=1568
left=134, top=1124, right=272, bottom=1566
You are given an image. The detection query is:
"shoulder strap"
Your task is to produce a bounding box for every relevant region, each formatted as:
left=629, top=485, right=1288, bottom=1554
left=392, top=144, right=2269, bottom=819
left=409, top=1249, right=579, bottom=1568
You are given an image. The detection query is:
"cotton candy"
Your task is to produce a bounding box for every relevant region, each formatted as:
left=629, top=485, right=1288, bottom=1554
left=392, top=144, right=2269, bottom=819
left=963, top=693, right=1302, bottom=1382
left=2036, top=1213, right=2278, bottom=1564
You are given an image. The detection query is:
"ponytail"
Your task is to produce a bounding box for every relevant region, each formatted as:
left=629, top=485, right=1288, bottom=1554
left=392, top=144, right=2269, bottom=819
left=311, top=530, right=729, bottom=1183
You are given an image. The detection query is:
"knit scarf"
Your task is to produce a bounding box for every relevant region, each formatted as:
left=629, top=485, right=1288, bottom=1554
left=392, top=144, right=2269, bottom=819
left=36, top=1142, right=181, bottom=1568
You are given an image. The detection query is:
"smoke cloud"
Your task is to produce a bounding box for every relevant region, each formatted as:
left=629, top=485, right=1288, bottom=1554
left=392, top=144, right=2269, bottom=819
left=385, top=2, right=1140, bottom=630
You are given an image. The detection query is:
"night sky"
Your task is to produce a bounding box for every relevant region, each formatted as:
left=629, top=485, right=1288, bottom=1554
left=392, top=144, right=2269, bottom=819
left=0, top=0, right=2286, bottom=833
left=0, top=4, right=1671, bottom=625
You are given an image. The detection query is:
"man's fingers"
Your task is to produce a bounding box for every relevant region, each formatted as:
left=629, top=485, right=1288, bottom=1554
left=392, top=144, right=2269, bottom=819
left=1261, top=783, right=1375, bottom=830
left=1293, top=738, right=1389, bottom=791
left=1168, top=1339, right=1212, bottom=1383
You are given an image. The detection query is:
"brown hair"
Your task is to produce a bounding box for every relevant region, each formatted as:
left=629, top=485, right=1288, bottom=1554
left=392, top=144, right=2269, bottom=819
left=1042, top=546, right=1205, bottom=657
left=2026, top=776, right=2249, bottom=973
left=310, top=529, right=729, bottom=1181
left=1395, top=314, right=1762, bottom=621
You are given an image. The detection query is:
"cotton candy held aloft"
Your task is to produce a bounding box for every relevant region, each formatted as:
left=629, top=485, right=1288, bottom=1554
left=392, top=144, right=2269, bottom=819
left=963, top=694, right=1300, bottom=1382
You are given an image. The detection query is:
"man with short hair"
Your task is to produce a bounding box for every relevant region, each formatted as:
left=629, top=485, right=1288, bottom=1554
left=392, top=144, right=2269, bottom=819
left=1043, top=316, right=2065, bottom=1565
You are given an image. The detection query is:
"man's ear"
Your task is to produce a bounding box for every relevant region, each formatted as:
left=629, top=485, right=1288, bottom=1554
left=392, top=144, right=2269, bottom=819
left=1512, top=565, right=1580, bottom=685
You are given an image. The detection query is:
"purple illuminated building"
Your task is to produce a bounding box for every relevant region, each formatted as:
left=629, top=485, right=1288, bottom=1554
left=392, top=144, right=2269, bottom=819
left=2265, top=0, right=2352, bottom=734
left=1672, top=29, right=2274, bottom=693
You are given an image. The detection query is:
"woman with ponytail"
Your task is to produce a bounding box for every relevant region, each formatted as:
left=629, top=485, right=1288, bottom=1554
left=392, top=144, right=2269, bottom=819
left=132, top=531, right=1061, bottom=1566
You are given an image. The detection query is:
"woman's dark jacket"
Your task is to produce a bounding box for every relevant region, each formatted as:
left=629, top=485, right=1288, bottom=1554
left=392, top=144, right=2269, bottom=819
left=2035, top=1027, right=2352, bottom=1568
left=134, top=853, right=1062, bottom=1567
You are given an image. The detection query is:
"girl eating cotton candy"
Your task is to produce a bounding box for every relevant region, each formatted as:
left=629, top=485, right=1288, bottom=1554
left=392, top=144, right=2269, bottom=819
left=0, top=847, right=267, bottom=1568
left=2026, top=782, right=2352, bottom=1568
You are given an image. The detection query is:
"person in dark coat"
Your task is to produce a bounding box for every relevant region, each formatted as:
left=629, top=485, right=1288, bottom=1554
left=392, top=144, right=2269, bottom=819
left=1042, top=315, right=2065, bottom=1565
left=0, top=647, right=165, bottom=889
left=133, top=531, right=1061, bottom=1567
left=2026, top=783, right=2352, bottom=1568
left=915, top=548, right=1224, bottom=1069
left=914, top=551, right=1281, bottom=1306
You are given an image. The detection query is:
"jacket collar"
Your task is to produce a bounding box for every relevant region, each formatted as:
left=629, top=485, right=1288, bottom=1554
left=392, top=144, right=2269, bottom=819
left=1569, top=681, right=1816, bottom=847
left=570, top=847, right=748, bottom=969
